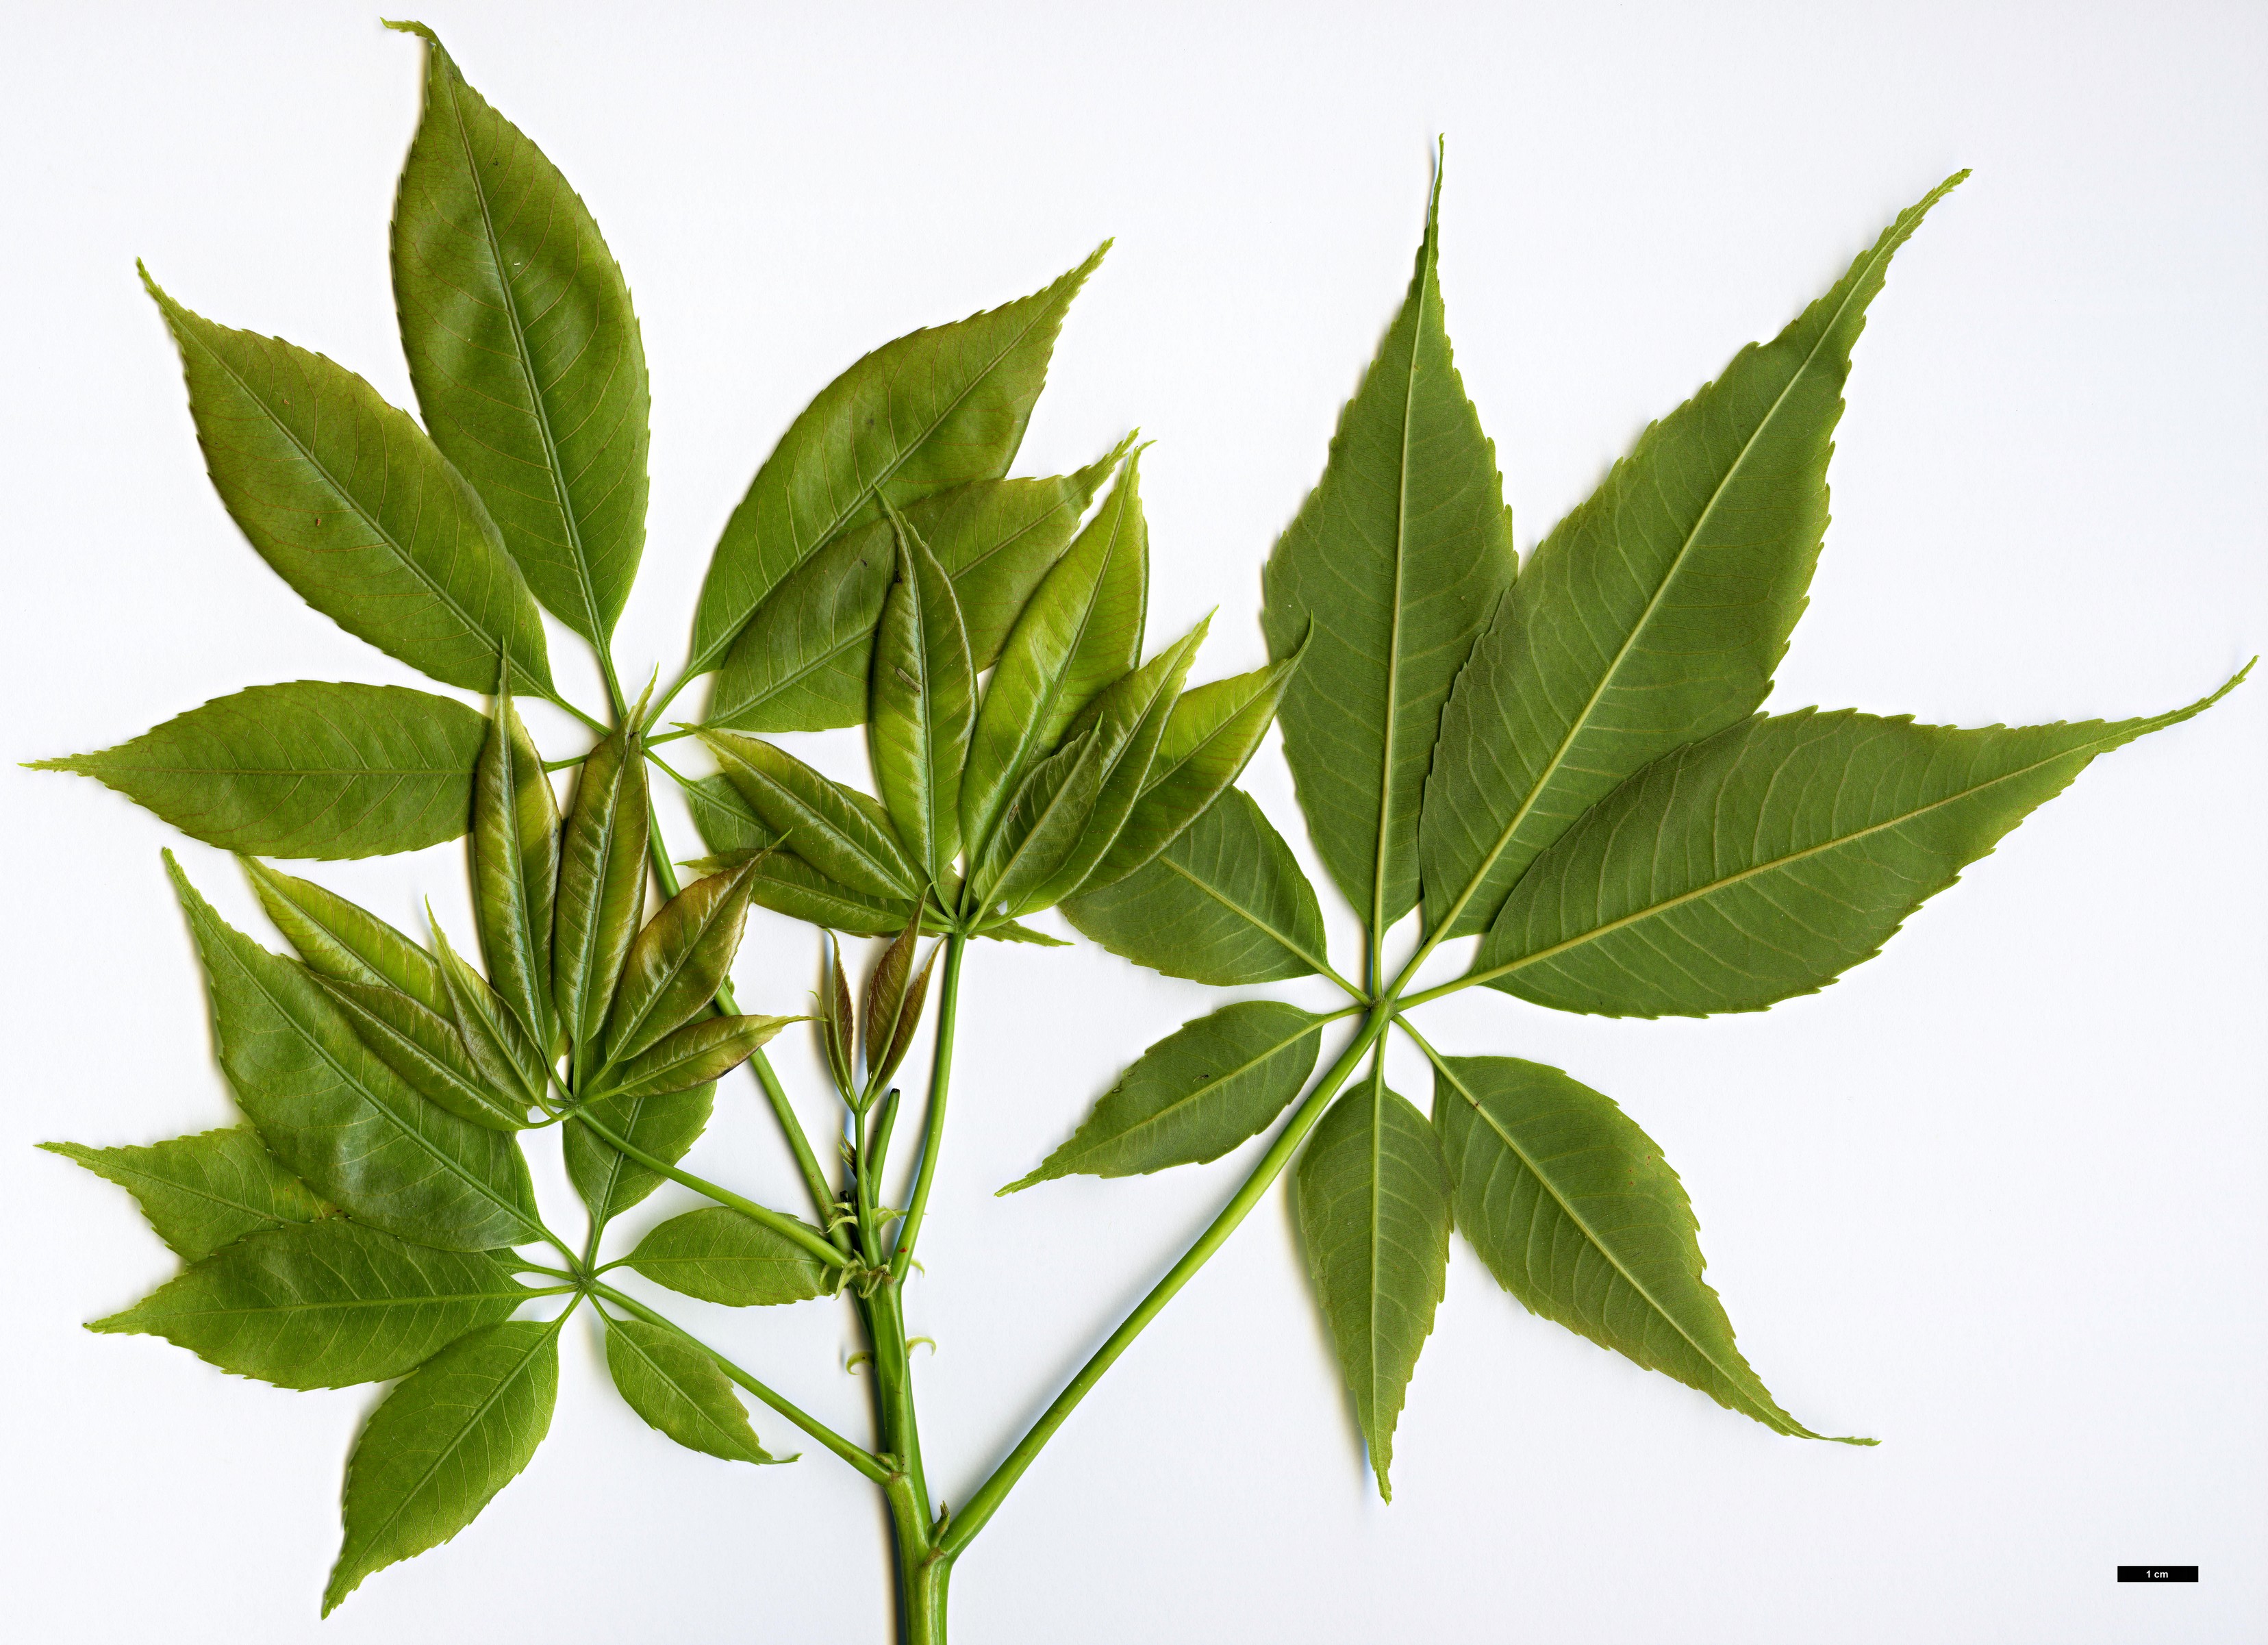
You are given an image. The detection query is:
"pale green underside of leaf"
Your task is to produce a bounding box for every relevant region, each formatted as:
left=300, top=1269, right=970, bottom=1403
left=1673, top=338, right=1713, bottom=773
left=33, top=683, right=486, bottom=859
left=325, top=1316, right=561, bottom=1614
left=42, top=1127, right=327, bottom=1261
left=1294, top=1069, right=1450, bottom=1499
left=1062, top=789, right=1328, bottom=986
left=91, top=1220, right=530, bottom=1390
left=689, top=247, right=1106, bottom=676
left=169, top=854, right=539, bottom=1251
left=1419, top=174, right=1965, bottom=940
left=390, top=23, right=651, bottom=642
left=143, top=271, right=553, bottom=696
left=624, top=1207, right=832, bottom=1306
left=604, top=1315, right=777, bottom=1465
left=1431, top=1053, right=1859, bottom=1442
left=1007, top=1001, right=1329, bottom=1189
left=1260, top=169, right=1515, bottom=932
left=1480, top=677, right=2242, bottom=1018
left=566, top=1083, right=715, bottom=1225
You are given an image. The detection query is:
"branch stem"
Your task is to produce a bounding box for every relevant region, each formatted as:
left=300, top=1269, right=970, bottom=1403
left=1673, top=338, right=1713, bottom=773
left=890, top=931, right=966, bottom=1282
left=570, top=1108, right=846, bottom=1270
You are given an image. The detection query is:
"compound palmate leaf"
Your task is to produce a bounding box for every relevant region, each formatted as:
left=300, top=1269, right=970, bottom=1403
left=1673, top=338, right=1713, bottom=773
left=42, top=1127, right=328, bottom=1261
left=142, top=273, right=553, bottom=697
left=1479, top=681, right=2244, bottom=1018
left=168, top=854, right=540, bottom=1251
left=1295, top=1062, right=1451, bottom=1500
left=1418, top=175, right=1963, bottom=941
left=1260, top=160, right=1515, bottom=936
left=92, top=1220, right=531, bottom=1390
left=1431, top=1053, right=1859, bottom=1442
left=325, top=1316, right=562, bottom=1614
left=390, top=22, right=651, bottom=644
left=33, top=683, right=487, bottom=859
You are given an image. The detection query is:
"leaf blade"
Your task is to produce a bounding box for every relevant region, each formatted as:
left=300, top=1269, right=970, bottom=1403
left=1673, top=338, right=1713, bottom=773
left=869, top=508, right=974, bottom=885
left=40, top=1127, right=327, bottom=1261
left=603, top=1316, right=777, bottom=1465
left=623, top=1207, right=832, bottom=1307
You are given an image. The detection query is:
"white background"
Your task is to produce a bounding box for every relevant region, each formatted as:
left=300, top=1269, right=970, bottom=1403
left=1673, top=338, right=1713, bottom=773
left=3, top=2, right=2262, bottom=1641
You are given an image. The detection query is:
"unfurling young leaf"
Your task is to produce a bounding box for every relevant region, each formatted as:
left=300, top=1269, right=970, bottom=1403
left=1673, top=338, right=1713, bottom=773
left=624, top=1207, right=834, bottom=1306
left=590, top=1014, right=794, bottom=1103
left=388, top=21, right=651, bottom=644
left=41, top=1127, right=327, bottom=1262
left=1259, top=157, right=1515, bottom=938
left=603, top=1315, right=779, bottom=1465
left=31, top=683, right=486, bottom=859
left=242, top=858, right=452, bottom=1015
left=683, top=773, right=779, bottom=858
left=820, top=934, right=857, bottom=1099
left=861, top=916, right=937, bottom=1100
left=1006, top=1001, right=1332, bottom=1190
left=470, top=684, right=559, bottom=1053
left=869, top=507, right=974, bottom=887
left=325, top=1316, right=563, bottom=1614
left=1418, top=175, right=1966, bottom=941
left=168, top=854, right=539, bottom=1252
left=430, top=922, right=552, bottom=1112
left=1431, top=1053, right=1862, bottom=1443
left=315, top=975, right=533, bottom=1131
left=553, top=724, right=651, bottom=1066
left=598, top=856, right=761, bottom=1070
left=90, top=1221, right=531, bottom=1390
left=1294, top=1060, right=1451, bottom=1500
left=688, top=246, right=1107, bottom=678
left=702, top=730, right=922, bottom=901
left=140, top=272, right=553, bottom=697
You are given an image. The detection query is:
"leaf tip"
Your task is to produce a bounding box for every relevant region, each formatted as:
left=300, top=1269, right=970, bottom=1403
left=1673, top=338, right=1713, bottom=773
left=380, top=17, right=438, bottom=42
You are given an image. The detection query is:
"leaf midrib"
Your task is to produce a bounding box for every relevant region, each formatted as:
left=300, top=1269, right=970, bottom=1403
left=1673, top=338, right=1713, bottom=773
left=1070, top=1010, right=1322, bottom=1166
left=1155, top=852, right=1333, bottom=979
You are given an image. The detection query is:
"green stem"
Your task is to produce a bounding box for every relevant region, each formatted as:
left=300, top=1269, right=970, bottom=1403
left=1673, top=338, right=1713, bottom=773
left=938, top=1002, right=1394, bottom=1557
left=1394, top=963, right=1504, bottom=1012
left=890, top=932, right=966, bottom=1282
left=588, top=1280, right=890, bottom=1483
left=571, top=1109, right=846, bottom=1270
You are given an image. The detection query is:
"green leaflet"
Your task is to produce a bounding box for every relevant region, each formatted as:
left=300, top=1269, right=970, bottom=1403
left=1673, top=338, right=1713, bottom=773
left=702, top=730, right=922, bottom=901
left=682, top=773, right=778, bottom=857
left=688, top=247, right=1107, bottom=676
left=242, top=858, right=451, bottom=1015
left=566, top=1083, right=714, bottom=1226
left=968, top=729, right=1107, bottom=919
left=388, top=23, right=649, bottom=643
left=1077, top=655, right=1299, bottom=894
left=90, top=1220, right=530, bottom=1390
left=1294, top=1062, right=1450, bottom=1500
left=861, top=918, right=934, bottom=1098
left=591, top=1014, right=794, bottom=1103
left=1063, top=789, right=1329, bottom=986
left=469, top=689, right=559, bottom=1049
left=959, top=454, right=1148, bottom=864
left=1479, top=680, right=2244, bottom=1018
left=554, top=725, right=649, bottom=1064
left=870, top=509, right=974, bottom=886
left=1418, top=175, right=1965, bottom=940
left=32, top=683, right=486, bottom=859
left=603, top=1316, right=778, bottom=1465
left=41, top=1127, right=327, bottom=1261
left=1005, top=1001, right=1331, bottom=1189
left=1259, top=162, right=1515, bottom=935
left=316, top=976, right=532, bottom=1131
left=168, top=855, right=538, bottom=1251
left=325, top=1316, right=562, bottom=1614
left=704, top=447, right=1127, bottom=736
left=599, top=857, right=760, bottom=1069
left=624, top=1207, right=833, bottom=1306
left=141, top=271, right=553, bottom=696
left=431, top=923, right=552, bottom=1109
left=744, top=850, right=919, bottom=936
left=1431, top=1053, right=1859, bottom=1443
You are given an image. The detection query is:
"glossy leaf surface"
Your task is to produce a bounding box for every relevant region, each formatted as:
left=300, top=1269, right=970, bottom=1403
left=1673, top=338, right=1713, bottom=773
left=325, top=1318, right=560, bottom=1613
left=1007, top=1001, right=1329, bottom=1188
left=144, top=273, right=552, bottom=695
left=1063, top=790, right=1328, bottom=985
left=553, top=725, right=648, bottom=1061
left=604, top=1316, right=776, bottom=1464
left=600, top=858, right=759, bottom=1068
left=624, top=1207, right=832, bottom=1306
left=34, top=683, right=486, bottom=859
left=1259, top=168, right=1515, bottom=933
left=42, top=1127, right=327, bottom=1261
left=468, top=692, right=558, bottom=1048
left=869, top=510, right=974, bottom=885
left=1420, top=176, right=1963, bottom=939
left=171, top=856, right=538, bottom=1251
left=591, top=1014, right=792, bottom=1102
left=1432, top=1053, right=1854, bottom=1442
left=244, top=859, right=451, bottom=1014
left=390, top=23, right=649, bottom=642
left=703, top=731, right=921, bottom=900
left=431, top=925, right=551, bottom=1108
left=1480, top=685, right=2239, bottom=1018
left=1295, top=1066, right=1450, bottom=1499
left=689, top=248, right=1106, bottom=675
left=92, top=1220, right=529, bottom=1390
left=566, top=1084, right=714, bottom=1226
